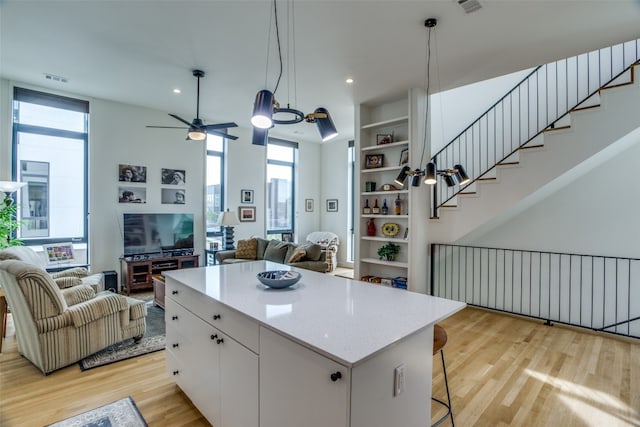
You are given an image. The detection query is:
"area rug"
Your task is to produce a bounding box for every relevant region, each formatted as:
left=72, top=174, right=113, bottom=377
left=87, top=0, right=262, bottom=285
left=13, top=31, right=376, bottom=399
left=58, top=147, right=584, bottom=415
left=79, top=303, right=165, bottom=371
left=45, top=396, right=147, bottom=427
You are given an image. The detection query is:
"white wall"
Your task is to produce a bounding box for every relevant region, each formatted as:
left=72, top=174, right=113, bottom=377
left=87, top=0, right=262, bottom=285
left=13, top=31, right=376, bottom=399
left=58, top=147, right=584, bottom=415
left=430, top=68, right=532, bottom=155
left=467, top=135, right=640, bottom=259
left=320, top=138, right=351, bottom=266
left=89, top=98, right=206, bottom=273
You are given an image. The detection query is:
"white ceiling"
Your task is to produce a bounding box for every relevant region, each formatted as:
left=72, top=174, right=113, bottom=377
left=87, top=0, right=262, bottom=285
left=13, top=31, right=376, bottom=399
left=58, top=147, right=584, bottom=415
left=1, top=0, right=639, bottom=144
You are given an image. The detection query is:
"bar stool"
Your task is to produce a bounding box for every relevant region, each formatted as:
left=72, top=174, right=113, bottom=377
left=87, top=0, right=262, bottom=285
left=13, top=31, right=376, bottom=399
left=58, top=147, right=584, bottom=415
left=432, top=324, right=454, bottom=427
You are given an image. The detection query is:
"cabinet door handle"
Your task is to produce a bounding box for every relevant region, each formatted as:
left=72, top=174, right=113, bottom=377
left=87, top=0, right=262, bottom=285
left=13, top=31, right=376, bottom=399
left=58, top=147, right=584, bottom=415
left=172, top=370, right=179, bottom=376
left=172, top=315, right=178, bottom=320
left=172, top=343, right=179, bottom=348
left=213, top=314, right=221, bottom=320
left=330, top=371, right=342, bottom=382
left=217, top=338, right=224, bottom=344
left=210, top=334, right=218, bottom=340
left=172, top=290, right=179, bottom=295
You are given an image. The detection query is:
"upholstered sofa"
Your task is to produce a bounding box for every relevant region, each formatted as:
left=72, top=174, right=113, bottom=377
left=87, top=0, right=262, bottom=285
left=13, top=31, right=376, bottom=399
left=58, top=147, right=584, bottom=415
left=0, top=260, right=146, bottom=374
left=0, top=246, right=104, bottom=292
left=215, top=237, right=329, bottom=273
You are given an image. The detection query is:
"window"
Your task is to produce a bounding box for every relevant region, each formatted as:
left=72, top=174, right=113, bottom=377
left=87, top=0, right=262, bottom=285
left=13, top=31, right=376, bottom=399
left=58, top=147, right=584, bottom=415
left=206, top=135, right=225, bottom=237
left=12, top=87, right=88, bottom=246
left=266, top=138, right=297, bottom=238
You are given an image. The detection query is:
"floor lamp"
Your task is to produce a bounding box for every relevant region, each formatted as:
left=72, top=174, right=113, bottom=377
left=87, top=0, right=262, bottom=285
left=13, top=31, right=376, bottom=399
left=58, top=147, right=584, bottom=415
left=217, top=209, right=240, bottom=250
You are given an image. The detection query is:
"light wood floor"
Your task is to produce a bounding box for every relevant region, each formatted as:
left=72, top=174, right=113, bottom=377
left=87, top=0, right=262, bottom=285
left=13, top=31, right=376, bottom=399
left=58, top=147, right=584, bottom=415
left=1, top=307, right=638, bottom=426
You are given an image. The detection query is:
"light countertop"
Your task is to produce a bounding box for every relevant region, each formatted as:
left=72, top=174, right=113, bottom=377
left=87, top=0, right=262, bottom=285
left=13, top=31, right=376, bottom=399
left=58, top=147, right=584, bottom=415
left=165, top=261, right=465, bottom=366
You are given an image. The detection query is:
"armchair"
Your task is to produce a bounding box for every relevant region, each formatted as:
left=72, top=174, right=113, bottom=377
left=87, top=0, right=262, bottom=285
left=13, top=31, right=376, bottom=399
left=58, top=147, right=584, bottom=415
left=0, top=246, right=104, bottom=292
left=0, top=260, right=146, bottom=374
left=306, top=231, right=339, bottom=272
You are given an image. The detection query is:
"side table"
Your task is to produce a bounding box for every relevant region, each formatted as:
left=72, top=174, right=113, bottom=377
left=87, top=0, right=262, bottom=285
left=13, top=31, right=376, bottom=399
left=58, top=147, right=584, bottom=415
left=152, top=274, right=165, bottom=309
left=205, top=249, right=220, bottom=266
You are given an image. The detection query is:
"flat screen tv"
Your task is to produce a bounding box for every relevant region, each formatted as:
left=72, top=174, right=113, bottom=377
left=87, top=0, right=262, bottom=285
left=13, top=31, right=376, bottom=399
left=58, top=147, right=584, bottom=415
left=123, top=213, right=194, bottom=256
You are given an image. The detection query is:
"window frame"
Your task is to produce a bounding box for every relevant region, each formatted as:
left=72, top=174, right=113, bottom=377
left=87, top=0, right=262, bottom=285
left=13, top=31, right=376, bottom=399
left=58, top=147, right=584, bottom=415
left=205, top=136, right=226, bottom=238
left=266, top=137, right=297, bottom=236
left=11, top=87, right=89, bottom=246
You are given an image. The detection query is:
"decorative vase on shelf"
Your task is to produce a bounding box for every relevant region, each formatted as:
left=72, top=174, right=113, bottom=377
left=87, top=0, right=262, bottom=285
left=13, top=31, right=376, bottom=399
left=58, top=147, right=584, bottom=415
left=367, top=218, right=376, bottom=236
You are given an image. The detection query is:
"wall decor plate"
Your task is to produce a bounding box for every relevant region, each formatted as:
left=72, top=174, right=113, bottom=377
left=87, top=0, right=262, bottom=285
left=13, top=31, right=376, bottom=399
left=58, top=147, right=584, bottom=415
left=381, top=223, right=400, bottom=237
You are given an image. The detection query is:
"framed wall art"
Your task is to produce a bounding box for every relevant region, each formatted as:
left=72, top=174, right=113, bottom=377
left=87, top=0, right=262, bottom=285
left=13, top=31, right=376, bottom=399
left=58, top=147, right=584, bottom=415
left=305, top=199, right=314, bottom=212
left=118, top=164, right=147, bottom=183
left=118, top=187, right=146, bottom=203
left=239, top=206, right=256, bottom=222
left=241, top=189, right=254, bottom=204
left=161, top=168, right=186, bottom=185
left=327, top=199, right=338, bottom=212
left=161, top=188, right=185, bottom=204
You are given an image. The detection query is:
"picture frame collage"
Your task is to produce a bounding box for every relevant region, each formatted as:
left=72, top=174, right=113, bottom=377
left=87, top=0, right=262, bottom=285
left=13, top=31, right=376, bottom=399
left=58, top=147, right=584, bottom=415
left=118, top=164, right=186, bottom=205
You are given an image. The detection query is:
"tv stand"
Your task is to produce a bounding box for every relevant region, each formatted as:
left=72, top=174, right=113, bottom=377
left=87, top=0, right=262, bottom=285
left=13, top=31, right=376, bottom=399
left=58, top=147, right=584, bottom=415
left=120, top=254, right=199, bottom=295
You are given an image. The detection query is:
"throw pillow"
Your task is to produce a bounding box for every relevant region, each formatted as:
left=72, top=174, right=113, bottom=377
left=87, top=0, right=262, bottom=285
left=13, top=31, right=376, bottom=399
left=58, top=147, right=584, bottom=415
left=302, top=242, right=323, bottom=261
left=255, top=237, right=270, bottom=259
left=287, top=247, right=306, bottom=263
left=235, top=238, right=258, bottom=259
left=263, top=240, right=289, bottom=263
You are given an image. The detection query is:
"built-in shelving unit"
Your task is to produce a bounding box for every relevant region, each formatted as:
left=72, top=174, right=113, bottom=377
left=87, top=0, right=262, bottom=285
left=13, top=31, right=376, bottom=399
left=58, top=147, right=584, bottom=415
left=355, top=89, right=429, bottom=293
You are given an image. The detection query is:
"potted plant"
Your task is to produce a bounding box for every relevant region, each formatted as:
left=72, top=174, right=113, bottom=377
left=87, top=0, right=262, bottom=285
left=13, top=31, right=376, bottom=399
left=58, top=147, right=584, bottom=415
left=0, top=199, right=22, bottom=249
left=377, top=242, right=400, bottom=261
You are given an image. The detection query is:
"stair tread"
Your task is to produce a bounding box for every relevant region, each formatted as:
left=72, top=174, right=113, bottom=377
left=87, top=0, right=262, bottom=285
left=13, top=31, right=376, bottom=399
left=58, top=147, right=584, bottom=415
left=572, top=104, right=601, bottom=112
left=544, top=125, right=571, bottom=132
left=519, top=144, right=544, bottom=150
left=497, top=161, right=520, bottom=166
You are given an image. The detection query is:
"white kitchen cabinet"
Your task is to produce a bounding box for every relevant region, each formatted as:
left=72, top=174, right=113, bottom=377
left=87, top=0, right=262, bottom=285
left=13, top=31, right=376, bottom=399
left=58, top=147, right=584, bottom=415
left=164, top=262, right=465, bottom=427
left=165, top=280, right=258, bottom=427
left=260, top=327, right=350, bottom=427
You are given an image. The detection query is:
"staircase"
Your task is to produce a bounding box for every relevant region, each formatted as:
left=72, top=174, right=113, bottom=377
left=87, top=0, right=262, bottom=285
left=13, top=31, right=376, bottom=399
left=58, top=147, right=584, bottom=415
left=428, top=39, right=640, bottom=243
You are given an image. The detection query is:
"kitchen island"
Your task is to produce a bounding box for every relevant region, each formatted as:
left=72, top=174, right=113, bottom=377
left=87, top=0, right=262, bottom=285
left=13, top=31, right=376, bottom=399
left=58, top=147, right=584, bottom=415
left=164, top=260, right=465, bottom=427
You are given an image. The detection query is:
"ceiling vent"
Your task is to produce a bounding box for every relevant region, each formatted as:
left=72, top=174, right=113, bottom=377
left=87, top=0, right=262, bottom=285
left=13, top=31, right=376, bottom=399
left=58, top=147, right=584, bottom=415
left=457, top=0, right=482, bottom=14
left=44, top=73, right=68, bottom=83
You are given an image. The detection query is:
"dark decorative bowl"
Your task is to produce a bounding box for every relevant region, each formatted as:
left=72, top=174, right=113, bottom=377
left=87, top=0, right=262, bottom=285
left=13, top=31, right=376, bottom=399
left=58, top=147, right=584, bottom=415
left=257, top=270, right=302, bottom=289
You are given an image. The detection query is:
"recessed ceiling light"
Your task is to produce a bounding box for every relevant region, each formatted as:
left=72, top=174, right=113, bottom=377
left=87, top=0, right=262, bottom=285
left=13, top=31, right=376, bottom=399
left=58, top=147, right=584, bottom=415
left=173, top=88, right=181, bottom=94
left=345, top=78, right=354, bottom=84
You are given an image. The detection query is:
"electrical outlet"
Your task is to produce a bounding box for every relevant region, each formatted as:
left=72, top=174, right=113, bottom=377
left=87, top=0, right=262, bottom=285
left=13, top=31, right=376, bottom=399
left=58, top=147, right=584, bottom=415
left=394, top=364, right=405, bottom=396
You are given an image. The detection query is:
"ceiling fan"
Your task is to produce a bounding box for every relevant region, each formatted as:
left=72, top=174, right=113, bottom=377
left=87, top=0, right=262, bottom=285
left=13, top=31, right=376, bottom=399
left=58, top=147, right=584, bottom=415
left=147, top=69, right=238, bottom=140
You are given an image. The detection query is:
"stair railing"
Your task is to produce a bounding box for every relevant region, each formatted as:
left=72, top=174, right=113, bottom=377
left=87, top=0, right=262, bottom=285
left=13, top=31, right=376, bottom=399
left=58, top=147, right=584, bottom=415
left=430, top=39, right=640, bottom=218
left=431, top=243, right=640, bottom=340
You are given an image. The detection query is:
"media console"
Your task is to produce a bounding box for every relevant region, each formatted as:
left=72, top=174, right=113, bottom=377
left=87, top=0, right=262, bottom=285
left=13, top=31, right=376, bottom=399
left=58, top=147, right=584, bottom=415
left=120, top=254, right=199, bottom=295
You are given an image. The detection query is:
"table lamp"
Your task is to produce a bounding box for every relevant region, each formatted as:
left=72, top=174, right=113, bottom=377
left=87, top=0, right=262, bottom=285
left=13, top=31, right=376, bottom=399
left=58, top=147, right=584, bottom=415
left=216, top=209, right=240, bottom=250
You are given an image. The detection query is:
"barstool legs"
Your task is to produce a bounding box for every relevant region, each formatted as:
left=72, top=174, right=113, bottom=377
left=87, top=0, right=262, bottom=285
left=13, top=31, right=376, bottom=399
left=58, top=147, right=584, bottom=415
left=431, top=349, right=454, bottom=427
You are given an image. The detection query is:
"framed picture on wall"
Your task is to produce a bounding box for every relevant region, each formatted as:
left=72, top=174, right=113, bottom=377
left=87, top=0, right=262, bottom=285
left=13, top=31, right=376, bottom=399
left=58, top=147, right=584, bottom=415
left=305, top=199, right=314, bottom=212
left=161, top=188, right=185, bottom=204
left=327, top=199, right=338, bottom=212
left=118, top=187, right=146, bottom=203
left=161, top=168, right=186, bottom=185
left=118, top=164, right=147, bottom=183
left=241, top=189, right=254, bottom=204
left=239, top=206, right=256, bottom=222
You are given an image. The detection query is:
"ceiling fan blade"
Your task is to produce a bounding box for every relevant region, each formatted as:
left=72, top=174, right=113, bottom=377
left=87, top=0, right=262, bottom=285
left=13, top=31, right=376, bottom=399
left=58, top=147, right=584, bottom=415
left=168, top=113, right=195, bottom=127
left=208, top=129, right=239, bottom=140
left=204, top=122, right=238, bottom=131
left=146, top=125, right=188, bottom=129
